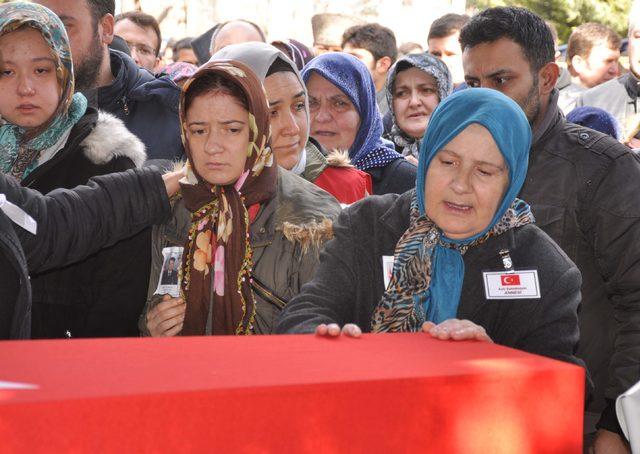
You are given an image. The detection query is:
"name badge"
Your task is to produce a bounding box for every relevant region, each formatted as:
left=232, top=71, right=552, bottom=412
left=483, top=269, right=541, bottom=299
left=382, top=255, right=395, bottom=289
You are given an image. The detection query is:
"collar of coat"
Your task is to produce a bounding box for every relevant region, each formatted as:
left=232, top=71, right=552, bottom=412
left=623, top=71, right=640, bottom=100
left=532, top=88, right=564, bottom=149
left=81, top=111, right=146, bottom=167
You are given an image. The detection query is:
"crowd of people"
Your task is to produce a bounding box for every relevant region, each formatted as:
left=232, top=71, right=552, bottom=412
left=1, top=1, right=639, bottom=452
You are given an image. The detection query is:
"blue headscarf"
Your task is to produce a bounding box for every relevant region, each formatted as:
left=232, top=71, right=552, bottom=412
left=301, top=52, right=402, bottom=170
left=372, top=88, right=534, bottom=331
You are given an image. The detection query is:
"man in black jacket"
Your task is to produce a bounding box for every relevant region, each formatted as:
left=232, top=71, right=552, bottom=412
left=1, top=168, right=177, bottom=340
left=460, top=7, right=640, bottom=452
left=35, top=0, right=184, bottom=161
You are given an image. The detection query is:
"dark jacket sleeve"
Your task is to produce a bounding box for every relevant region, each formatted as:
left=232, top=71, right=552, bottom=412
left=585, top=151, right=640, bottom=433
left=514, top=266, right=583, bottom=366
left=3, top=167, right=170, bottom=273
left=276, top=207, right=361, bottom=333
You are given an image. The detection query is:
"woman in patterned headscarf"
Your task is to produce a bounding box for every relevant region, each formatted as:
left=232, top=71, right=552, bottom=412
left=0, top=2, right=152, bottom=339
left=140, top=60, right=341, bottom=336
left=384, top=52, right=453, bottom=163
left=0, top=2, right=87, bottom=180
left=276, top=89, right=583, bottom=371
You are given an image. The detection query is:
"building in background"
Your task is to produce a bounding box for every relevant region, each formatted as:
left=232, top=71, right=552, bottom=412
left=118, top=0, right=466, bottom=54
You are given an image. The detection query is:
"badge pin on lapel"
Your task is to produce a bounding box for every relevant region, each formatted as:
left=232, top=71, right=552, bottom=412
left=499, top=248, right=514, bottom=274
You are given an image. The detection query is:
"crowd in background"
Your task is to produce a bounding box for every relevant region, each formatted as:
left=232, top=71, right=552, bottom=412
left=1, top=1, right=640, bottom=452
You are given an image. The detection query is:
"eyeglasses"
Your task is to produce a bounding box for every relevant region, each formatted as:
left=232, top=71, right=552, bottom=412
left=126, top=41, right=157, bottom=58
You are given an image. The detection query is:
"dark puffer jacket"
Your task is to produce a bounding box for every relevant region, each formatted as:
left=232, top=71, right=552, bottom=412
left=0, top=168, right=170, bottom=339
left=92, top=50, right=184, bottom=161
left=22, top=108, right=152, bottom=339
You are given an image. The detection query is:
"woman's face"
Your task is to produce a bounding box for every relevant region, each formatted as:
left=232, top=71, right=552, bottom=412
left=307, top=73, right=360, bottom=152
left=424, top=123, right=509, bottom=240
left=392, top=67, right=440, bottom=139
left=185, top=91, right=250, bottom=186
left=0, top=27, right=61, bottom=129
left=264, top=71, right=308, bottom=170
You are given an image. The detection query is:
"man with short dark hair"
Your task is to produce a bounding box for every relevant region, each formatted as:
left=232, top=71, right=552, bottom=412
left=114, top=10, right=162, bottom=72
left=342, top=23, right=397, bottom=115
left=35, top=0, right=183, bottom=161
left=209, top=20, right=265, bottom=55
left=460, top=7, right=640, bottom=453
left=427, top=13, right=469, bottom=86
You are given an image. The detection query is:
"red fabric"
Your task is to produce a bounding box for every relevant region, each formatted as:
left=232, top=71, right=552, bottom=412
left=314, top=166, right=373, bottom=204
left=247, top=203, right=261, bottom=224
left=0, top=334, right=584, bottom=453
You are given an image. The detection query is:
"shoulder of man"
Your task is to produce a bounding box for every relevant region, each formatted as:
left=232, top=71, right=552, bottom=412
left=543, top=120, right=631, bottom=169
left=578, top=75, right=630, bottom=107
left=127, top=69, right=181, bottom=113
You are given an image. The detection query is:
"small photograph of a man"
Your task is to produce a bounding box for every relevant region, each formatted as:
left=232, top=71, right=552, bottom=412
left=155, top=247, right=183, bottom=297
left=161, top=256, right=179, bottom=285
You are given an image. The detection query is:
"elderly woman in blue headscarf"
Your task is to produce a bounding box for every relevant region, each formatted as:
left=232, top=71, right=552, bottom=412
left=302, top=52, right=417, bottom=195
left=276, top=88, right=583, bottom=366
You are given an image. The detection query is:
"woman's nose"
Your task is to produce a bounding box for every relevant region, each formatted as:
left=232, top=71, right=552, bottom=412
left=17, top=75, right=35, bottom=96
left=450, top=170, right=472, bottom=193
left=314, top=103, right=332, bottom=123
left=204, top=136, right=224, bottom=154
left=408, top=90, right=421, bottom=106
left=282, top=111, right=301, bottom=136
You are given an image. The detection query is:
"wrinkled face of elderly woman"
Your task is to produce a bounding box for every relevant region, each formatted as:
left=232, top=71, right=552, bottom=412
left=424, top=123, right=509, bottom=240
left=0, top=27, right=61, bottom=130
left=185, top=86, right=250, bottom=186
left=307, top=73, right=360, bottom=152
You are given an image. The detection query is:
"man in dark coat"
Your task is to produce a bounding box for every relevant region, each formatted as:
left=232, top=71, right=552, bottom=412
left=0, top=168, right=172, bottom=340
left=459, top=7, right=640, bottom=452
left=35, top=0, right=184, bottom=161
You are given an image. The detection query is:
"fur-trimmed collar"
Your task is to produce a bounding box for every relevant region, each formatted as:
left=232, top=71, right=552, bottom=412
left=81, top=111, right=146, bottom=168
left=326, top=149, right=353, bottom=168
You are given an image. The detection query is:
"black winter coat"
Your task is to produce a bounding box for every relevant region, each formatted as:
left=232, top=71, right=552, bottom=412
left=22, top=108, right=151, bottom=338
left=90, top=50, right=184, bottom=161
left=366, top=158, right=417, bottom=195
left=276, top=190, right=584, bottom=370
left=523, top=90, right=640, bottom=433
left=0, top=168, right=170, bottom=339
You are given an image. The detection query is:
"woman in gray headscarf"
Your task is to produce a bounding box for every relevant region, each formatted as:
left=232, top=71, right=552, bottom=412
left=211, top=42, right=372, bottom=204
left=385, top=52, right=453, bottom=163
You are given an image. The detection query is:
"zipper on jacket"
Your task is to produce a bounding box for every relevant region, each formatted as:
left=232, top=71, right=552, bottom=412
left=122, top=96, right=130, bottom=116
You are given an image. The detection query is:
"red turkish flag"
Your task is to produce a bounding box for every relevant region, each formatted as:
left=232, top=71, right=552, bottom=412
left=501, top=274, right=521, bottom=286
